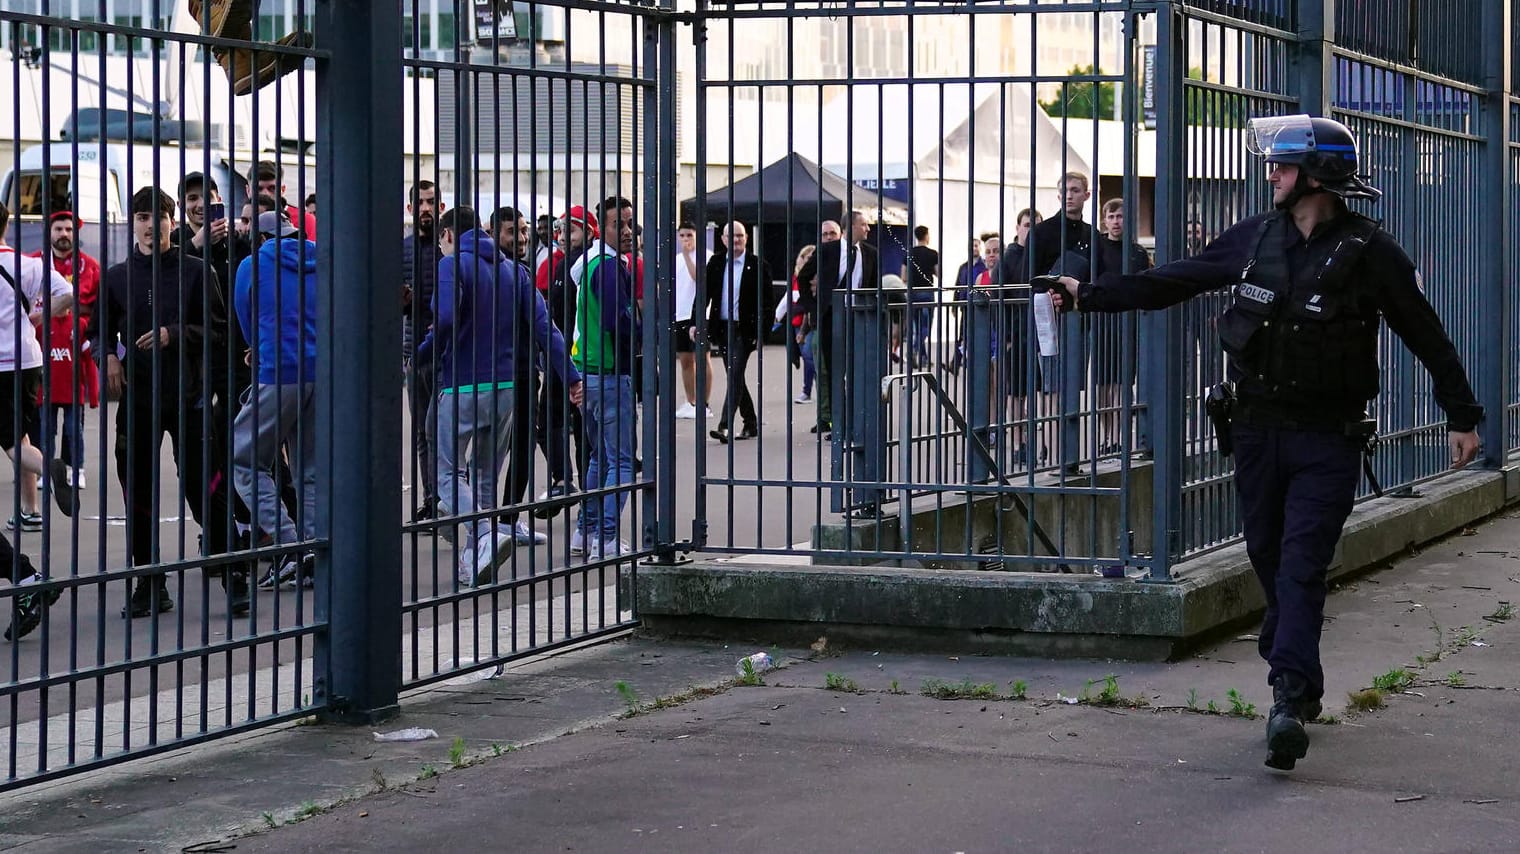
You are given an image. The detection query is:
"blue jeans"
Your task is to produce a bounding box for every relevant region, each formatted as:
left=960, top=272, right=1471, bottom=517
left=799, top=332, right=816, bottom=397
left=910, top=304, right=933, bottom=365
left=577, top=374, right=636, bottom=543
left=37, top=403, right=85, bottom=468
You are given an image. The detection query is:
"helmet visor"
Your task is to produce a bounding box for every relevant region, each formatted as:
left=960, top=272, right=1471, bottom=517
left=1246, top=114, right=1316, bottom=157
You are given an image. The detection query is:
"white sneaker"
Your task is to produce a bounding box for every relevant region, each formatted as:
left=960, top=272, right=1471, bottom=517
left=794, top=393, right=812, bottom=404
left=675, top=403, right=697, bottom=420
left=66, top=469, right=86, bottom=490
left=590, top=538, right=632, bottom=560
left=472, top=529, right=517, bottom=586
left=569, top=529, right=589, bottom=555
left=513, top=521, right=548, bottom=545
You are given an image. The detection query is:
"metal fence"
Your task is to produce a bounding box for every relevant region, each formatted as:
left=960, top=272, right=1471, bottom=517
left=1, top=5, right=326, bottom=790
left=1, top=0, right=1517, bottom=793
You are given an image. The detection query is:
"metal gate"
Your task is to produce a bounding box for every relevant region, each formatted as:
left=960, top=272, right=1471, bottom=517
left=681, top=0, right=1157, bottom=577
left=1, top=4, right=326, bottom=790
left=394, top=0, right=665, bottom=690
left=3, top=0, right=1520, bottom=795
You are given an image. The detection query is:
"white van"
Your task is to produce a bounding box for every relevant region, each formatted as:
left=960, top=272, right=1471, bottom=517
left=2, top=136, right=315, bottom=265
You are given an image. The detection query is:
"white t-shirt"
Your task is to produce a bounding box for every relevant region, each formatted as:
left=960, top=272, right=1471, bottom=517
left=0, top=247, right=71, bottom=372
left=674, top=248, right=708, bottom=322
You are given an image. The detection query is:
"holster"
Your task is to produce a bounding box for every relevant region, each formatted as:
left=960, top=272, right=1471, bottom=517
left=1345, top=418, right=1385, bottom=497
left=1205, top=382, right=1235, bottom=458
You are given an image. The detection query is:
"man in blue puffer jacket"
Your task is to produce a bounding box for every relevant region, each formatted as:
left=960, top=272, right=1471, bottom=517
left=418, top=207, right=583, bottom=587
left=231, top=211, right=321, bottom=589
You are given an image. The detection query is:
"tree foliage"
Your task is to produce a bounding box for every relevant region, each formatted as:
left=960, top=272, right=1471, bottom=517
left=1039, top=65, right=1116, bottom=120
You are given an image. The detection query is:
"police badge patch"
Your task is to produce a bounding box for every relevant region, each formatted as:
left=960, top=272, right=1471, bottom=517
left=1414, top=269, right=1425, bottom=294
left=1236, top=282, right=1276, bottom=305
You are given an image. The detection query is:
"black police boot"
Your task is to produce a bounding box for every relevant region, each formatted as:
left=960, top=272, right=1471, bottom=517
left=1265, top=672, right=1311, bottom=771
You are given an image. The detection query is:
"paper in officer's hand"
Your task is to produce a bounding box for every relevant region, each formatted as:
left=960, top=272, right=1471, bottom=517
left=1032, top=292, right=1059, bottom=357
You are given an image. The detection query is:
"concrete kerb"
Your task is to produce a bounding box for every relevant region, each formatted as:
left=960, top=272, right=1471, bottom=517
left=638, top=467, right=1516, bottom=659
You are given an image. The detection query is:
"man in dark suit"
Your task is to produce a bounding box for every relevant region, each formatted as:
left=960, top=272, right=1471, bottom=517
left=697, top=221, right=769, bottom=442
left=796, top=211, right=878, bottom=434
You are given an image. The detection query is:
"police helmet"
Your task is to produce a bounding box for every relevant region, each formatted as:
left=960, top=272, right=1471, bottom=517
left=1246, top=114, right=1382, bottom=202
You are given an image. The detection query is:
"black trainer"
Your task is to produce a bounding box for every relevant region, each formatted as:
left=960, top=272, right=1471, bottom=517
left=5, top=574, right=60, bottom=641
left=1265, top=673, right=1312, bottom=771
left=123, top=577, right=175, bottom=619
left=531, top=481, right=575, bottom=519
left=223, top=571, right=250, bottom=617
left=49, top=459, right=78, bottom=517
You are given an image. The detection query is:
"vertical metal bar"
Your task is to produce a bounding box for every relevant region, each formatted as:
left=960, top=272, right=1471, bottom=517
left=1146, top=3, right=1186, bottom=581
left=314, top=0, right=401, bottom=722
left=648, top=9, right=679, bottom=563
left=1480, top=0, right=1511, bottom=467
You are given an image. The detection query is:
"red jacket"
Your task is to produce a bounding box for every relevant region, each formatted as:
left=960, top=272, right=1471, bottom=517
left=288, top=205, right=317, bottom=242
left=28, top=250, right=101, bottom=407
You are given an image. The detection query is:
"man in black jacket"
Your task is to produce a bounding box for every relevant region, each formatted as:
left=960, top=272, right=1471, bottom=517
left=174, top=174, right=293, bottom=570
left=796, top=211, right=878, bottom=435
left=403, top=181, right=443, bottom=521
left=698, top=221, right=769, bottom=443
left=93, top=187, right=243, bottom=618
left=1028, top=172, right=1102, bottom=278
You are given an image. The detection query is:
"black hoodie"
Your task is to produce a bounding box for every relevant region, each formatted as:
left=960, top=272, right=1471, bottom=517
left=90, top=244, right=227, bottom=403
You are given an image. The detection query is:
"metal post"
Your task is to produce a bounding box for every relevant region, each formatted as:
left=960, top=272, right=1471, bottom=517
left=1479, top=1, right=1511, bottom=467
left=646, top=11, right=681, bottom=561
left=1294, top=0, right=1334, bottom=115
left=845, top=292, right=888, bottom=511
left=315, top=0, right=403, bottom=723
left=1145, top=3, right=1187, bottom=581
left=454, top=1, right=473, bottom=196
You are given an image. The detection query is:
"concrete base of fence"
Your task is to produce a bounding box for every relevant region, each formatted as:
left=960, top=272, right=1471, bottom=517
left=811, top=461, right=1155, bottom=570
left=636, top=467, right=1516, bottom=660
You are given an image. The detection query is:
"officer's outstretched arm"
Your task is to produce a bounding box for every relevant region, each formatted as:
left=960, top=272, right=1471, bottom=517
left=1069, top=217, right=1260, bottom=313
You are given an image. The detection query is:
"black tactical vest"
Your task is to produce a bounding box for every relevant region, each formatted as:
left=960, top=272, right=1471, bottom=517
left=1216, top=212, right=1382, bottom=406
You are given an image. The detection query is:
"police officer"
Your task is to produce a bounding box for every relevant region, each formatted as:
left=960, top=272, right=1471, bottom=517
left=1048, top=114, right=1483, bottom=771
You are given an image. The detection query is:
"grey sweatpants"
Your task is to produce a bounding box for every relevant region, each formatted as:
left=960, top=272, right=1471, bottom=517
left=232, top=382, right=317, bottom=547
left=434, top=385, right=515, bottom=549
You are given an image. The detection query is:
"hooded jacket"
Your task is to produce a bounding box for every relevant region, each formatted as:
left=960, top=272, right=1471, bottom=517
left=233, top=236, right=319, bottom=385
left=417, top=229, right=580, bottom=391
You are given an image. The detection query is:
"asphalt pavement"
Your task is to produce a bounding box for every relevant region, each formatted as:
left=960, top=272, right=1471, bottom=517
left=4, top=504, right=1519, bottom=853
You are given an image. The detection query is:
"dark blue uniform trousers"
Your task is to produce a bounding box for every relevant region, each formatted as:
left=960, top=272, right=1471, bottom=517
left=1233, top=424, right=1363, bottom=701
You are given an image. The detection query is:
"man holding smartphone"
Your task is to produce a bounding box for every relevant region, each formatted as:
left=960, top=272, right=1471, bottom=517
left=174, top=173, right=256, bottom=605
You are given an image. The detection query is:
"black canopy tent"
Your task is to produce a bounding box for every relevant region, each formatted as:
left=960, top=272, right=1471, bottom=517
left=679, top=152, right=909, bottom=227
left=681, top=154, right=909, bottom=334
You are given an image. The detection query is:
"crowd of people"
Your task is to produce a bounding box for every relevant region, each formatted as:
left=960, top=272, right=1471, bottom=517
left=1, top=160, right=320, bottom=640
left=770, top=170, right=1156, bottom=462
left=1, top=163, right=1176, bottom=642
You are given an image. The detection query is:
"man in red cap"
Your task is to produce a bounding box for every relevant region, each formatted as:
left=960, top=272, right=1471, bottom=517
left=27, top=211, right=100, bottom=492
left=530, top=207, right=590, bottom=519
